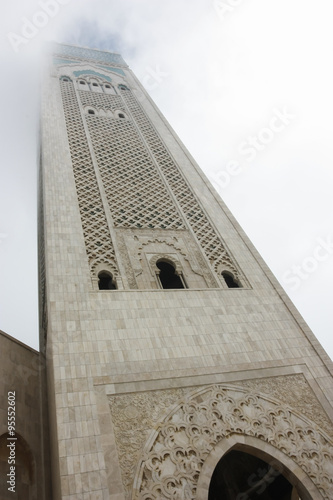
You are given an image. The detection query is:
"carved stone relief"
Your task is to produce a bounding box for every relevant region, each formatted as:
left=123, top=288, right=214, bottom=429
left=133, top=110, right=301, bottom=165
left=119, top=231, right=214, bottom=289
left=108, top=377, right=333, bottom=500
left=109, top=388, right=189, bottom=498
left=240, top=374, right=333, bottom=439
left=182, top=233, right=219, bottom=289
left=115, top=231, right=138, bottom=289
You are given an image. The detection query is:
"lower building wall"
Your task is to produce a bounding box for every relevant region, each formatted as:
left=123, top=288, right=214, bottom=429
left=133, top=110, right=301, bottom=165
left=45, top=289, right=333, bottom=499
left=45, top=348, right=62, bottom=500
left=0, top=330, right=51, bottom=500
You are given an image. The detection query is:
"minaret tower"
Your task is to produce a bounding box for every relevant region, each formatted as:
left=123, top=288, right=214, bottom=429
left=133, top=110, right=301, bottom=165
left=39, top=43, right=333, bottom=499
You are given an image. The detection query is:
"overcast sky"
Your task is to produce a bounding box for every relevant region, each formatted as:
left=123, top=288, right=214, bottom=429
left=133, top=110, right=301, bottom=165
left=0, top=0, right=332, bottom=360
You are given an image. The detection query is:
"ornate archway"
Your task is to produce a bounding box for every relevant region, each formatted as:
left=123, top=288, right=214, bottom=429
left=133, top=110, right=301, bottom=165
left=198, top=436, right=320, bottom=500
left=132, top=385, right=333, bottom=500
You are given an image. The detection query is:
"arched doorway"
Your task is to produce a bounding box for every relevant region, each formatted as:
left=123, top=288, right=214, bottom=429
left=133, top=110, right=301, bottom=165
left=132, top=385, right=330, bottom=500
left=197, top=436, right=319, bottom=500
left=209, top=449, right=300, bottom=500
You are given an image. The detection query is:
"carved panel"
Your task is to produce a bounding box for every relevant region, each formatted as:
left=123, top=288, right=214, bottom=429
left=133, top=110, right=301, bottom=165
left=133, top=385, right=333, bottom=500
left=123, top=232, right=213, bottom=289
left=115, top=231, right=138, bottom=289
left=240, top=374, right=333, bottom=439
left=108, top=378, right=333, bottom=500
left=109, top=388, right=188, bottom=499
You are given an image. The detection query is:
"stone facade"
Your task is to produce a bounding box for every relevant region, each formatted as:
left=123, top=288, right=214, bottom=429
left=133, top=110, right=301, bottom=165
left=39, top=43, right=333, bottom=499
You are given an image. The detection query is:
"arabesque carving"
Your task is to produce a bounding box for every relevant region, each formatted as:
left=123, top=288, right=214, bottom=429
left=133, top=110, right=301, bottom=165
left=138, top=237, right=188, bottom=259
left=116, top=231, right=138, bottom=289
left=130, top=385, right=333, bottom=500
left=109, top=388, right=188, bottom=499
left=135, top=235, right=214, bottom=288
left=241, top=374, right=333, bottom=439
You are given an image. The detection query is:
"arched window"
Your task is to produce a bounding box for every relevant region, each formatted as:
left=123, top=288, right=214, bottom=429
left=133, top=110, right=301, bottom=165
left=78, top=79, right=89, bottom=91
left=98, top=271, right=116, bottom=290
left=118, top=113, right=125, bottom=119
left=90, top=80, right=103, bottom=93
left=104, top=83, right=116, bottom=95
left=156, top=260, right=185, bottom=289
left=118, top=84, right=129, bottom=91
left=88, top=109, right=95, bottom=115
left=222, top=271, right=240, bottom=288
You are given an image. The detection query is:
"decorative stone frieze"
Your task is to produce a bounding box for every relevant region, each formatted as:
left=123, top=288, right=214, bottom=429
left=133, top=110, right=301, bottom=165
left=109, top=381, right=333, bottom=499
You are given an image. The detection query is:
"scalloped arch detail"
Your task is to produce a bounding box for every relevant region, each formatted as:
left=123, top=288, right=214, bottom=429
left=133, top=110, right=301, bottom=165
left=132, top=384, right=333, bottom=500
left=149, top=253, right=183, bottom=275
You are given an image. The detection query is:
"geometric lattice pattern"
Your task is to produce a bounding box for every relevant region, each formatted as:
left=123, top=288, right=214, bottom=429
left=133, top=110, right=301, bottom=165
left=60, top=72, right=245, bottom=286
left=120, top=88, right=242, bottom=281
left=79, top=90, right=123, bottom=111
left=59, top=79, right=119, bottom=276
left=81, top=90, right=185, bottom=229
